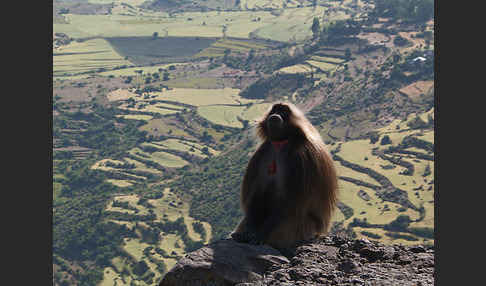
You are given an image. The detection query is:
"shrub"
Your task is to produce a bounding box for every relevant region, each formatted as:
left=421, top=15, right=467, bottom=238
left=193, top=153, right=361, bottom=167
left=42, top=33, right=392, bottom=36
left=408, top=227, right=434, bottom=239
left=394, top=36, right=410, bottom=47
left=360, top=231, right=382, bottom=239
left=380, top=135, right=392, bottom=145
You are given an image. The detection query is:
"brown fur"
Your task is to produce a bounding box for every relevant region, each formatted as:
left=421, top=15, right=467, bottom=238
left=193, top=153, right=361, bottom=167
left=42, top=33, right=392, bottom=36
left=233, top=102, right=338, bottom=249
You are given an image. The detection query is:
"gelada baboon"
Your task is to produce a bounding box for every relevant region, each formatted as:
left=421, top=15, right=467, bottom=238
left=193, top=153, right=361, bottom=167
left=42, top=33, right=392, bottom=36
left=231, top=102, right=338, bottom=249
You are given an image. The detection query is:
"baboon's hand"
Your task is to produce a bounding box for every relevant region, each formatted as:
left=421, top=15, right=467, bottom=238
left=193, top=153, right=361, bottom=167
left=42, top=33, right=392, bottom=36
left=231, top=231, right=263, bottom=245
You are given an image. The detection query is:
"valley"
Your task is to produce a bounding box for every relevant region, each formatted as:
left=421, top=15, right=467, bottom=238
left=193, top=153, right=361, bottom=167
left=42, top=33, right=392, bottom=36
left=52, top=0, right=434, bottom=285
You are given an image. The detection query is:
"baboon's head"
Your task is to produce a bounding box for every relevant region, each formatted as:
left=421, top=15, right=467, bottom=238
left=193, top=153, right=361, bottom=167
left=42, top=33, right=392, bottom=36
left=257, top=102, right=319, bottom=143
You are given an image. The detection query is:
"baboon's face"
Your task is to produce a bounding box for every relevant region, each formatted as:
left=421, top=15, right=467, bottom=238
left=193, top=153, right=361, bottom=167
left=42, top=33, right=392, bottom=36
left=266, top=104, right=291, bottom=141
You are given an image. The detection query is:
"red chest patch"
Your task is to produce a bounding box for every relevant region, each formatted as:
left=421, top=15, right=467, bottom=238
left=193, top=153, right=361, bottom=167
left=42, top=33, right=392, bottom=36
left=268, top=160, right=277, bottom=175
left=268, top=140, right=288, bottom=175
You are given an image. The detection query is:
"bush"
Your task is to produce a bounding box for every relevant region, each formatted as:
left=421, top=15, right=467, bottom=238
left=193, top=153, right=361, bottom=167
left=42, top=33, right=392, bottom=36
left=407, top=116, right=429, bottom=129
left=384, top=232, right=418, bottom=241
left=423, top=164, right=431, bottom=177
left=360, top=231, right=382, bottom=239
left=380, top=135, right=392, bottom=145
left=132, top=261, right=149, bottom=276
left=393, top=36, right=410, bottom=46
left=368, top=132, right=380, bottom=144
left=408, top=227, right=434, bottom=239
left=384, top=215, right=411, bottom=232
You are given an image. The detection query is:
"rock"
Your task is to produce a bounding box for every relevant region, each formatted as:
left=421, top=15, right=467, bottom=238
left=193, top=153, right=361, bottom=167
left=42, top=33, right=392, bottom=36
left=338, top=258, right=361, bottom=273
left=409, top=245, right=426, bottom=253
left=159, top=239, right=289, bottom=286
left=159, top=235, right=434, bottom=286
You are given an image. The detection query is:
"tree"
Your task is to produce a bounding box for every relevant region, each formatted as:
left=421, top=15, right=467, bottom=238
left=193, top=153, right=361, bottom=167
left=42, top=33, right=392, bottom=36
left=380, top=135, right=392, bottom=145
left=223, top=48, right=231, bottom=62
left=423, top=164, right=431, bottom=177
left=222, top=25, right=228, bottom=38
left=385, top=215, right=411, bottom=232
left=246, top=49, right=255, bottom=65
left=311, top=17, right=320, bottom=39
left=345, top=48, right=352, bottom=60
left=202, top=147, right=210, bottom=156
left=163, top=72, right=170, bottom=81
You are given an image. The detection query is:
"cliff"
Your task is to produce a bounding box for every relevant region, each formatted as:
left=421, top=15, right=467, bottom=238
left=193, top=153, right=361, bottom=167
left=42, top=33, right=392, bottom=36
left=159, top=235, right=434, bottom=286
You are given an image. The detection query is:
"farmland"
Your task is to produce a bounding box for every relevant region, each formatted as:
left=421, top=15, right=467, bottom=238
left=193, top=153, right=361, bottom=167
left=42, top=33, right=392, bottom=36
left=330, top=109, right=434, bottom=245
left=52, top=0, right=434, bottom=285
left=99, top=188, right=212, bottom=286
left=53, top=38, right=132, bottom=77
left=197, top=102, right=271, bottom=128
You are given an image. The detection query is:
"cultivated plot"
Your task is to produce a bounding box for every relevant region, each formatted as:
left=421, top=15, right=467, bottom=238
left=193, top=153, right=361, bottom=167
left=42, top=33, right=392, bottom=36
left=197, top=102, right=272, bottom=128
left=53, top=38, right=132, bottom=78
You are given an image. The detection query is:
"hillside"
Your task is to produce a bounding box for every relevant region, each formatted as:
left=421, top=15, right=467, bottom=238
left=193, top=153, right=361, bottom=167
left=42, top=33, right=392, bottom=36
left=52, top=0, right=434, bottom=285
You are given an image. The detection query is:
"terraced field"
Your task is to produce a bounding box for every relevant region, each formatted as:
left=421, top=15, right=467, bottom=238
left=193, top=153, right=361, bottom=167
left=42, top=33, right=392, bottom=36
left=53, top=2, right=432, bottom=285
left=330, top=109, right=434, bottom=245
left=194, top=38, right=269, bottom=58
left=99, top=62, right=188, bottom=78
left=128, top=147, right=189, bottom=168
left=91, top=87, right=248, bottom=188
left=54, top=2, right=357, bottom=43
left=277, top=49, right=347, bottom=77
left=145, top=87, right=247, bottom=106
left=101, top=188, right=212, bottom=285
left=277, top=63, right=317, bottom=74
left=139, top=118, right=196, bottom=139
left=147, top=139, right=220, bottom=158
left=197, top=102, right=272, bottom=128
left=53, top=38, right=132, bottom=78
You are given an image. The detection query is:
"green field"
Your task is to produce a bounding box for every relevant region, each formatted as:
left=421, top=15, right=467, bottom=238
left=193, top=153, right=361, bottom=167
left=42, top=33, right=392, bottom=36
left=147, top=139, right=220, bottom=158
left=54, top=5, right=352, bottom=43
left=338, top=180, right=421, bottom=228
left=146, top=87, right=250, bottom=106
left=53, top=6, right=356, bottom=81
left=331, top=110, right=434, bottom=244
left=310, top=55, right=346, bottom=64
left=194, top=38, right=269, bottom=58
left=106, top=179, right=135, bottom=187
left=101, top=188, right=212, bottom=285
left=139, top=118, right=196, bottom=139
left=197, top=103, right=272, bottom=128
left=253, top=6, right=331, bottom=42
left=277, top=63, right=316, bottom=74
left=352, top=226, right=430, bottom=246
left=128, top=147, right=189, bottom=168
left=240, top=0, right=286, bottom=9
left=53, top=38, right=132, bottom=78
left=54, top=11, right=272, bottom=39
left=116, top=114, right=154, bottom=121
left=99, top=266, right=131, bottom=286
left=118, top=102, right=181, bottom=116
left=306, top=60, right=339, bottom=72
left=91, top=157, right=161, bottom=187
left=165, top=77, right=224, bottom=89
left=99, top=62, right=188, bottom=78
left=91, top=159, right=148, bottom=176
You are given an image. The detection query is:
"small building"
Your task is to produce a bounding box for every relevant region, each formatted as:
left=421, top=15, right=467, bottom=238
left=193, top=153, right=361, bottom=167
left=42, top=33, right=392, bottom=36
left=411, top=56, right=427, bottom=63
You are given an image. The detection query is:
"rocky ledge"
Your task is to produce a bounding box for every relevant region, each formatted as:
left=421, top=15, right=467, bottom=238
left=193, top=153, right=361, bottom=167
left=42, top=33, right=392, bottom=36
left=159, top=235, right=434, bottom=286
